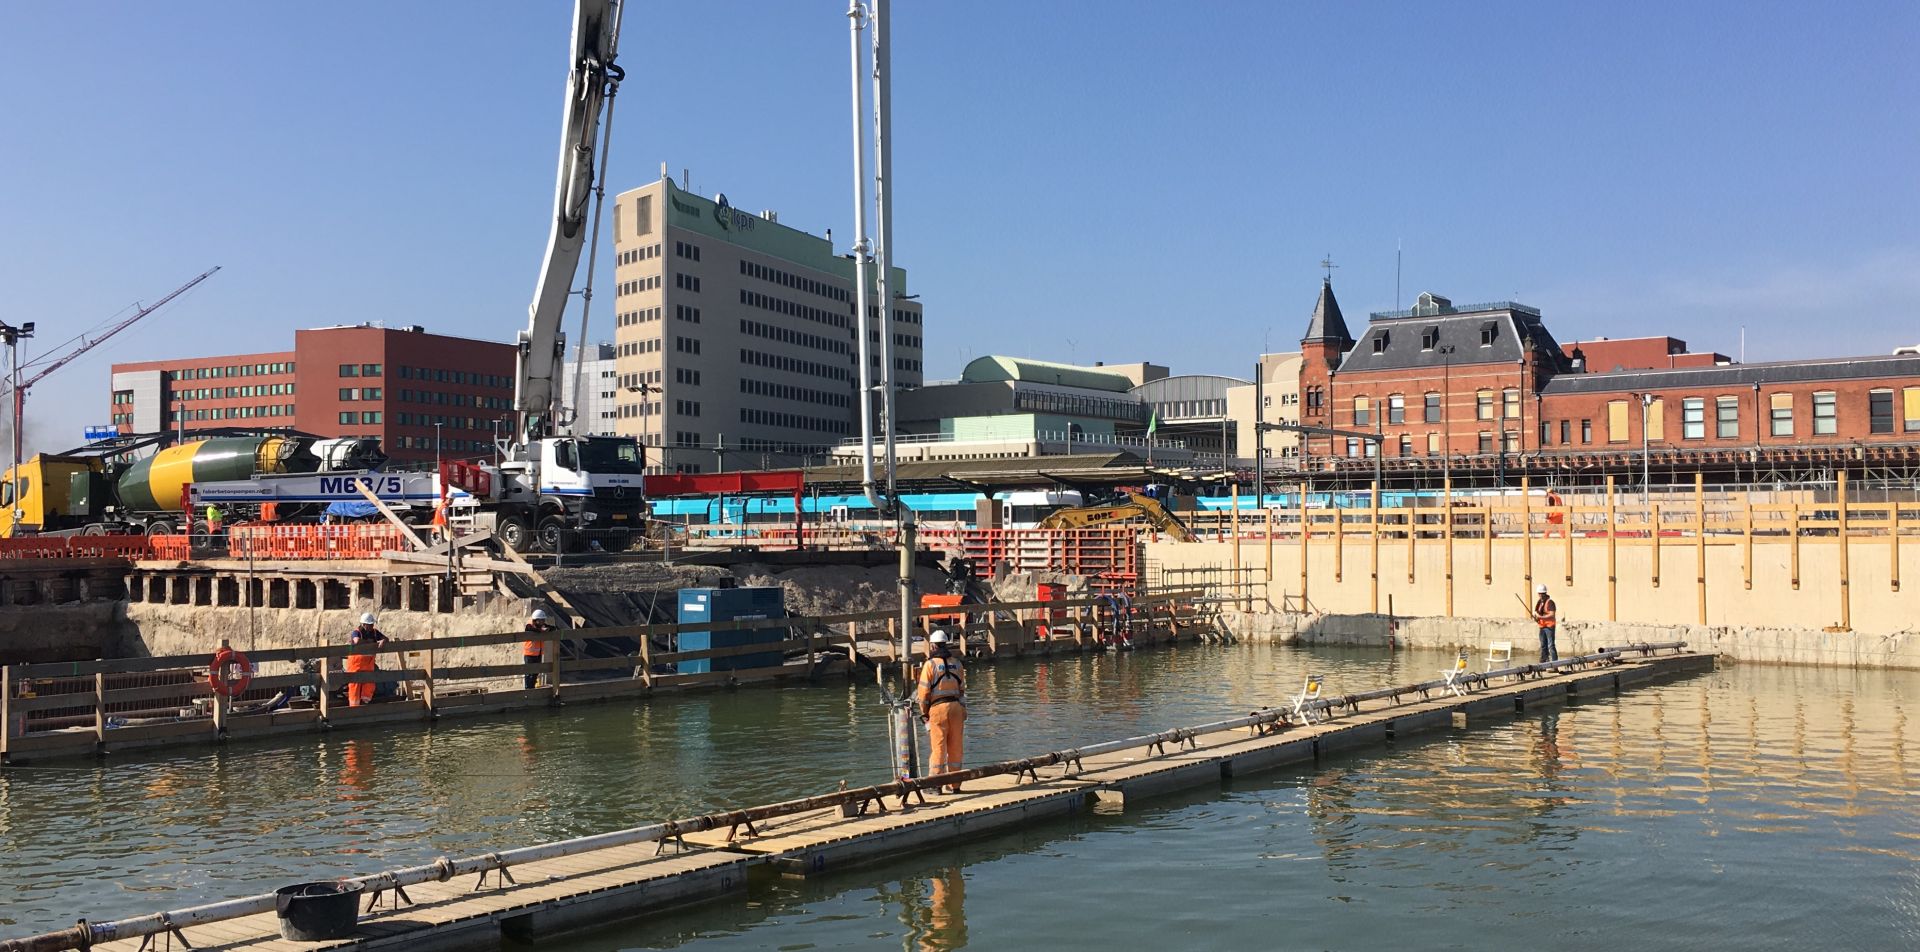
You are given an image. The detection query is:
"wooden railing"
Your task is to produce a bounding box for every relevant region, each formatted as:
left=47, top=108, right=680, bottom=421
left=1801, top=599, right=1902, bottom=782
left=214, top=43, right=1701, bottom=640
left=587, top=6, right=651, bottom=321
left=0, top=589, right=1210, bottom=762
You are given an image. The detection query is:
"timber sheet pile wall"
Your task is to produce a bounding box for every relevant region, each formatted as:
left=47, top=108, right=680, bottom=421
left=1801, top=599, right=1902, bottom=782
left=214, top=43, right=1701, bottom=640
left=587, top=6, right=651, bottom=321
left=920, top=529, right=1139, bottom=596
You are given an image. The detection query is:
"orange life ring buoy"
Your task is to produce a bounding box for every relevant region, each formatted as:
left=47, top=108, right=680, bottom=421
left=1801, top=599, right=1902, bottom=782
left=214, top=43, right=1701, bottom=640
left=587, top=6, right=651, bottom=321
left=209, top=646, right=255, bottom=697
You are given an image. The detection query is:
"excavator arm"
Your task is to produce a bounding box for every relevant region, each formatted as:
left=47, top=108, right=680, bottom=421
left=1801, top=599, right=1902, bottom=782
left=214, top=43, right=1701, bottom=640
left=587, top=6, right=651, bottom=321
left=1035, top=491, right=1198, bottom=542
left=516, top=0, right=624, bottom=445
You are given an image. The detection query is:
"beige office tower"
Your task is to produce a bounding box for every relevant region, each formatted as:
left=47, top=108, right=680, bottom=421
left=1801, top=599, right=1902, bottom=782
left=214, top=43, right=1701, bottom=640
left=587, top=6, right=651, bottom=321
left=609, top=177, right=924, bottom=473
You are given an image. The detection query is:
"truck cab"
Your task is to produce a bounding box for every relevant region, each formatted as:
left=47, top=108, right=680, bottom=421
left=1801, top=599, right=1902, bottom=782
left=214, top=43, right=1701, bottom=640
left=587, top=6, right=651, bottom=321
left=495, top=435, right=646, bottom=551
left=0, top=456, right=103, bottom=537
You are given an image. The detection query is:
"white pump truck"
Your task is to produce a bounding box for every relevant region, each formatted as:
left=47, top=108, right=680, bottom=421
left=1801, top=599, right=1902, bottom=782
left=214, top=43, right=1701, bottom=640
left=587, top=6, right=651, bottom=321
left=190, top=1, right=643, bottom=552
left=464, top=0, right=644, bottom=553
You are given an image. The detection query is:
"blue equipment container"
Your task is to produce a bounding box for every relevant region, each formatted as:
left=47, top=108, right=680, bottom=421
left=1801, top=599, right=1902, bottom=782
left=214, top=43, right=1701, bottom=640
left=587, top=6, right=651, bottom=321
left=676, top=586, right=788, bottom=673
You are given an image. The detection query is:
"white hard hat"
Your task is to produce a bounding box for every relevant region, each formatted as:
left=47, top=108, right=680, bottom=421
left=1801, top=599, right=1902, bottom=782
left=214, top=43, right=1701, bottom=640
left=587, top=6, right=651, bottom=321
left=531, top=609, right=549, bottom=621
left=360, top=612, right=377, bottom=625
left=929, top=630, right=952, bottom=644
left=1535, top=584, right=1548, bottom=595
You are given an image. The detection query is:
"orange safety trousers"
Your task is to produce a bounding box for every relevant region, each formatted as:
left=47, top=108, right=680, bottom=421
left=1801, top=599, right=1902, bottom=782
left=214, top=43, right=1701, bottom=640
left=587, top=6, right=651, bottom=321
left=926, top=700, right=966, bottom=780
left=344, top=653, right=377, bottom=706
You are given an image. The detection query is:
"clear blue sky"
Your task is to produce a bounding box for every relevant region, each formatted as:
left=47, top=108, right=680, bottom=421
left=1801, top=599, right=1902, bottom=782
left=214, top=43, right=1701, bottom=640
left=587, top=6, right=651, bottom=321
left=1, top=1, right=1914, bottom=454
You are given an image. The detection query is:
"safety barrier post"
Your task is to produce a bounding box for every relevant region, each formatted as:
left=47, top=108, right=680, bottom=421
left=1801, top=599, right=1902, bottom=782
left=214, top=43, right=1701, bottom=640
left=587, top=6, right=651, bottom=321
left=1334, top=501, right=1344, bottom=583
left=1444, top=477, right=1455, bottom=617
left=1790, top=503, right=1802, bottom=590
left=1695, top=472, right=1707, bottom=626
left=1651, top=503, right=1662, bottom=588
left=422, top=645, right=437, bottom=716
left=1838, top=470, right=1851, bottom=630
left=1298, top=481, right=1309, bottom=612
left=1606, top=476, right=1618, bottom=621
left=1743, top=494, right=1754, bottom=590
left=1891, top=497, right=1901, bottom=593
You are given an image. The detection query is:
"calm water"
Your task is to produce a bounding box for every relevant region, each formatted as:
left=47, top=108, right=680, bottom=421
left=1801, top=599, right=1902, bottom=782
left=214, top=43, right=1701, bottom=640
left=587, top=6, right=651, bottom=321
left=2, top=645, right=1916, bottom=949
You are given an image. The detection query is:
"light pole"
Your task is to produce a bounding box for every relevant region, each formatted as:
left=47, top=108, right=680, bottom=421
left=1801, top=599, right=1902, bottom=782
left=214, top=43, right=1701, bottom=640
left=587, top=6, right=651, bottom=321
left=1437, top=344, right=1456, bottom=489
left=0, top=320, right=35, bottom=524
left=1639, top=392, right=1654, bottom=505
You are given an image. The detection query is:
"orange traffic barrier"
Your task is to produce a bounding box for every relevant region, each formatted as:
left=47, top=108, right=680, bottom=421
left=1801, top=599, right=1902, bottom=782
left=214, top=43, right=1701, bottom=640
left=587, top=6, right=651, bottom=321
left=0, top=535, right=159, bottom=560
left=228, top=524, right=409, bottom=560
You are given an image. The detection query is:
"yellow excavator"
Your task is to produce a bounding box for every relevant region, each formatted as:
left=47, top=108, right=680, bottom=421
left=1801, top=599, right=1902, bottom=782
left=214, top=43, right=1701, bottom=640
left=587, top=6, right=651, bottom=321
left=1035, top=490, right=1198, bottom=542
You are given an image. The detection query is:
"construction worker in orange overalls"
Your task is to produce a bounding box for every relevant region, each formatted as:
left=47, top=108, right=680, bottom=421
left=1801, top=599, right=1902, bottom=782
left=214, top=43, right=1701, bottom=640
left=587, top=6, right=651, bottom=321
left=345, top=612, right=388, bottom=706
left=523, top=608, right=554, bottom=689
left=1545, top=490, right=1568, bottom=539
left=1530, top=584, right=1559, bottom=663
left=917, top=630, right=967, bottom=793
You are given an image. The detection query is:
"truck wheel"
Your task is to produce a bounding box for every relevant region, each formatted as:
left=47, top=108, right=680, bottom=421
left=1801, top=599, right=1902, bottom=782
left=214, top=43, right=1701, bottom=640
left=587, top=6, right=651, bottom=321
left=539, top=516, right=583, bottom=553
left=146, top=520, right=178, bottom=537
left=498, top=516, right=534, bottom=552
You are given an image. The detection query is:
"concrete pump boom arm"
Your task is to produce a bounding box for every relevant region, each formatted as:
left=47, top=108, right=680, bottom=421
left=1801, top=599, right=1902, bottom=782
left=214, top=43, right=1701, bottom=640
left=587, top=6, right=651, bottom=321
left=516, top=0, right=623, bottom=445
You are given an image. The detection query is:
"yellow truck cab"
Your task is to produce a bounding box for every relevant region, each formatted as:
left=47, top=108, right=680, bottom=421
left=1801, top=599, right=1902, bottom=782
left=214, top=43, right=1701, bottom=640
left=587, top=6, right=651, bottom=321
left=0, top=455, right=105, bottom=537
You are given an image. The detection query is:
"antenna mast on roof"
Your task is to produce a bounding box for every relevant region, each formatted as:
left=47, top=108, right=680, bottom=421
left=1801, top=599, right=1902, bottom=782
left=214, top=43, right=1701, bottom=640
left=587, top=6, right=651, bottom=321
left=1395, top=240, right=1402, bottom=312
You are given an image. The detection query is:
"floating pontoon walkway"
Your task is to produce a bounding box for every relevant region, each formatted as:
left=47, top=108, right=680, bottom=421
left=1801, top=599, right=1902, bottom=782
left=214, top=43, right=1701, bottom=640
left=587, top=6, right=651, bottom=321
left=2, top=647, right=1712, bottom=952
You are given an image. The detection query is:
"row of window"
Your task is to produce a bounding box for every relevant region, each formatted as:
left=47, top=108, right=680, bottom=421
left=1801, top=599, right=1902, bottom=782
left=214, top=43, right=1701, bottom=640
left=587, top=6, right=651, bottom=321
left=741, top=377, right=851, bottom=409
left=171, top=405, right=294, bottom=422
left=740, top=318, right=848, bottom=356
left=675, top=399, right=701, bottom=417
left=396, top=389, right=510, bottom=409
left=616, top=244, right=661, bottom=266
left=616, top=401, right=661, bottom=419
left=337, top=363, right=383, bottom=377
left=1343, top=431, right=1523, bottom=458
left=675, top=241, right=702, bottom=261
left=675, top=336, right=701, bottom=355
left=168, top=383, right=298, bottom=401
left=392, top=413, right=501, bottom=431
left=895, top=357, right=922, bottom=373
left=675, top=367, right=701, bottom=386
left=338, top=411, right=382, bottom=424
left=395, top=367, right=510, bottom=388
left=1011, top=388, right=1141, bottom=421
left=167, top=362, right=295, bottom=381
left=741, top=348, right=851, bottom=382
left=1581, top=388, right=1920, bottom=444
left=739, top=407, right=850, bottom=435
left=618, top=306, right=663, bottom=326
left=1153, top=398, right=1228, bottom=420
left=620, top=339, right=662, bottom=356
left=893, top=308, right=921, bottom=326
left=675, top=273, right=702, bottom=293
left=890, top=333, right=922, bottom=349
left=391, top=435, right=490, bottom=452
left=740, top=289, right=851, bottom=330
left=739, top=259, right=851, bottom=304
left=617, top=275, right=663, bottom=297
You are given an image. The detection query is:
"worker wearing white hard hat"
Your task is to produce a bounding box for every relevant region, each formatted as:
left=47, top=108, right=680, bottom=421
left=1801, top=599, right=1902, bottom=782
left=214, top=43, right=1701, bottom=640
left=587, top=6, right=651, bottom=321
left=1530, top=584, right=1559, bottom=663
left=345, top=613, right=388, bottom=707
left=916, top=629, right=968, bottom=793
left=523, top=607, right=558, bottom=690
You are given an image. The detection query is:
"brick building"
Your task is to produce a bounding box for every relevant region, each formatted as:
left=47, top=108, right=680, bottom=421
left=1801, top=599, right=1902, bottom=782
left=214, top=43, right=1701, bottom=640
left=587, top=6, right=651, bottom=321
left=1293, top=283, right=1920, bottom=478
left=110, top=324, right=516, bottom=465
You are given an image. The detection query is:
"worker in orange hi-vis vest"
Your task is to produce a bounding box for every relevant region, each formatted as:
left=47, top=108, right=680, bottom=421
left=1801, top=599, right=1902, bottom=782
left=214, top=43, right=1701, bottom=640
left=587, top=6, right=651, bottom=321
left=345, top=613, right=388, bottom=706
left=917, top=630, right=968, bottom=793
left=1529, top=584, right=1559, bottom=663
left=1546, top=490, right=1568, bottom=539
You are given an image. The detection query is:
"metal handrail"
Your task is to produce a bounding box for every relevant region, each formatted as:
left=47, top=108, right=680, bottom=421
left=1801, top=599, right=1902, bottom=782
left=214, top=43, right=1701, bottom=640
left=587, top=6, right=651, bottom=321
left=0, top=642, right=1687, bottom=952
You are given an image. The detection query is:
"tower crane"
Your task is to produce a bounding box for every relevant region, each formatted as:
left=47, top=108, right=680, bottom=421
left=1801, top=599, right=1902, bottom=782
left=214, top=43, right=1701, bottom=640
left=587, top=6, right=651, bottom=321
left=2, top=266, right=221, bottom=465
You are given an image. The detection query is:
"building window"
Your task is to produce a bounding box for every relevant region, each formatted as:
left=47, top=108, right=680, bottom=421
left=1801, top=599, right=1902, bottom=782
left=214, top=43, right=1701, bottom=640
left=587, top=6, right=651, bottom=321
left=1905, top=387, right=1920, bottom=432
left=361, top=388, right=381, bottom=400
left=1539, top=421, right=1550, bottom=446
left=1387, top=394, right=1404, bottom=425
left=1502, top=431, right=1519, bottom=453
left=1306, top=387, right=1322, bottom=410
left=1869, top=389, right=1895, bottom=434
left=1475, top=390, right=1493, bottom=421
left=1716, top=396, right=1740, bottom=438
left=1682, top=397, right=1706, bottom=439
left=1427, top=432, right=1441, bottom=454
left=1480, top=322, right=1497, bottom=346
left=1371, top=333, right=1389, bottom=354
left=1813, top=391, right=1837, bottom=435
left=1502, top=388, right=1520, bottom=421
left=1477, top=432, right=1493, bottom=454
left=1345, top=438, right=1359, bottom=457
left=1770, top=392, right=1794, bottom=436
left=1607, top=400, right=1629, bottom=443
left=1581, top=419, right=1592, bottom=444
left=360, top=411, right=381, bottom=424
left=339, top=364, right=359, bottom=377
left=361, top=363, right=382, bottom=377
left=338, top=412, right=356, bottom=425
left=1353, top=396, right=1371, bottom=427
left=1647, top=397, right=1665, bottom=441
left=1398, top=435, right=1412, bottom=456
left=1423, top=392, right=1441, bottom=423
left=1421, top=326, right=1438, bottom=350
left=339, top=388, right=357, bottom=401
left=1559, top=419, right=1571, bottom=444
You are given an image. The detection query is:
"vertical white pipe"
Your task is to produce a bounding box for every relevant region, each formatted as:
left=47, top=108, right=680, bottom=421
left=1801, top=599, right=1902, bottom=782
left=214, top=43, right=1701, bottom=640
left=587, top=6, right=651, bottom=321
left=846, top=1, right=881, bottom=511
left=871, top=0, right=898, bottom=502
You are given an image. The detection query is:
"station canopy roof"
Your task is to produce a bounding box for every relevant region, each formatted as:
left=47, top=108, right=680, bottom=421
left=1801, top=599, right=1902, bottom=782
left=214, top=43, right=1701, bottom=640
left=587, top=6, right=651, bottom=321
left=961, top=356, right=1135, bottom=393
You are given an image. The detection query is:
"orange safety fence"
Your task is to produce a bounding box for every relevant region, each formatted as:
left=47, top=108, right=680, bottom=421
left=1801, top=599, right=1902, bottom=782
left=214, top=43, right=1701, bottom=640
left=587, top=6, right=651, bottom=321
left=229, top=523, right=411, bottom=560
left=149, top=535, right=193, bottom=560
left=0, top=535, right=158, bottom=560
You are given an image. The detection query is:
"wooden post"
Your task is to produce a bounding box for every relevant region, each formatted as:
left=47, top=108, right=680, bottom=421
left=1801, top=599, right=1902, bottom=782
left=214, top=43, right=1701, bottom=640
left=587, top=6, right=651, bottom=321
left=638, top=627, right=655, bottom=687
left=1890, top=497, right=1901, bottom=593
left=1333, top=498, right=1345, bottom=583
left=1695, top=472, right=1707, bottom=626
left=1790, top=503, right=1801, bottom=590
left=1605, top=476, right=1618, bottom=621
left=1, top=664, right=11, bottom=762
left=1743, top=496, right=1754, bottom=590
left=1264, top=505, right=1274, bottom=584
left=1407, top=496, right=1416, bottom=585
left=548, top=638, right=562, bottom=701
left=1562, top=492, right=1574, bottom=586
left=1838, top=469, right=1851, bottom=630
left=1482, top=496, right=1493, bottom=586
left=1443, top=477, right=1455, bottom=617
left=422, top=642, right=436, bottom=714
left=1369, top=480, right=1380, bottom=614
left=1298, top=481, right=1310, bottom=611
left=1230, top=484, right=1243, bottom=609
left=317, top=659, right=332, bottom=722
left=803, top=624, right=817, bottom=677
left=1651, top=503, right=1662, bottom=588
left=846, top=622, right=860, bottom=677
left=94, top=672, right=108, bottom=747
left=212, top=639, right=229, bottom=736
left=1521, top=476, right=1534, bottom=597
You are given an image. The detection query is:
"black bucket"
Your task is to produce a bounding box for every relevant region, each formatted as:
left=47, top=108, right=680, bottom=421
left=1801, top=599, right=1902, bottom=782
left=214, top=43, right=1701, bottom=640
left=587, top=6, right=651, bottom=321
left=274, top=880, right=364, bottom=941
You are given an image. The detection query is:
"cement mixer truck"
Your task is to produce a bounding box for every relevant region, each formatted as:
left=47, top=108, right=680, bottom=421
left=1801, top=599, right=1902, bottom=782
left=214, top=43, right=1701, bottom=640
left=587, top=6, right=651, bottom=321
left=0, top=430, right=385, bottom=537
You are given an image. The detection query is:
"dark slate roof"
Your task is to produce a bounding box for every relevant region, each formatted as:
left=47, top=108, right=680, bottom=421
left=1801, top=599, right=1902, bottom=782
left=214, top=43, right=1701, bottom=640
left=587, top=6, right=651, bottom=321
left=1301, top=279, right=1352, bottom=345
left=1337, top=305, right=1571, bottom=374
left=1541, top=354, right=1920, bottom=395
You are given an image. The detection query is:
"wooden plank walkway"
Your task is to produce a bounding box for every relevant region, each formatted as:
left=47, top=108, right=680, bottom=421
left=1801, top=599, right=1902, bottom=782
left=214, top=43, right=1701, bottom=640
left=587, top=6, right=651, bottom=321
left=79, top=651, right=1712, bottom=952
